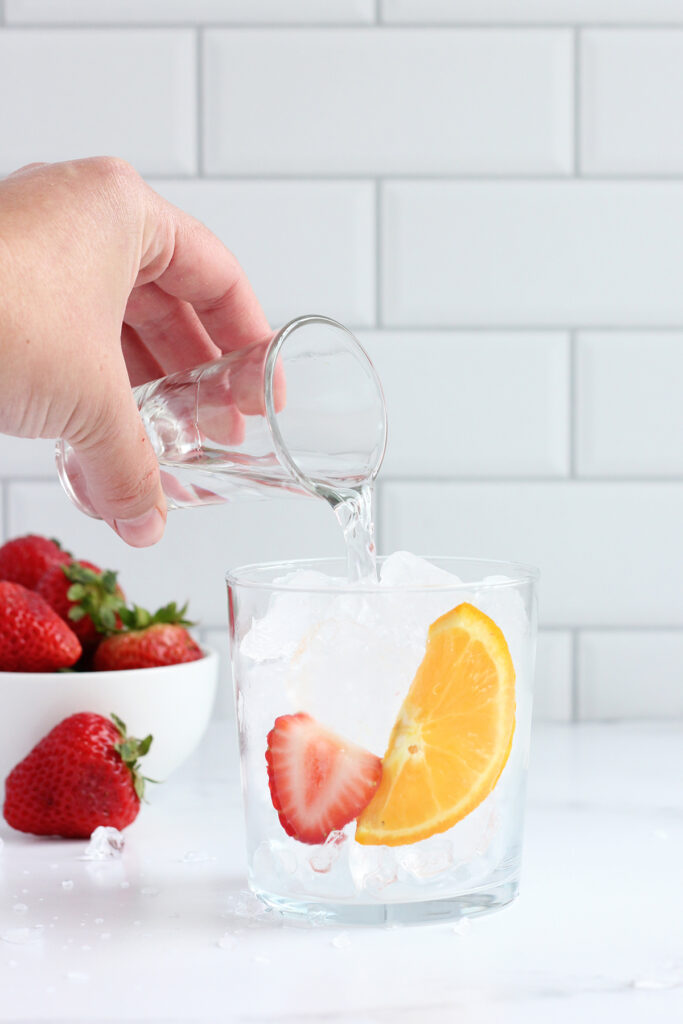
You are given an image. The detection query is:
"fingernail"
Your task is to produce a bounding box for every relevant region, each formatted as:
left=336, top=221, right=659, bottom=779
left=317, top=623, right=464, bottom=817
left=112, top=508, right=165, bottom=547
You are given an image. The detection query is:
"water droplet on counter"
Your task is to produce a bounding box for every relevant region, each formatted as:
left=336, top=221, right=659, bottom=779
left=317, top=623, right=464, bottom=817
left=66, top=971, right=89, bottom=984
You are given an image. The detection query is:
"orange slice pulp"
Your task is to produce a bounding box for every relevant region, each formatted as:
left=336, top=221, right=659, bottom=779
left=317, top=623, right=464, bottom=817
left=355, top=602, right=515, bottom=847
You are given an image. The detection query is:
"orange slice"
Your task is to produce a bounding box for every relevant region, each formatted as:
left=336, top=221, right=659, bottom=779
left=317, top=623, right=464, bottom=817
left=355, top=602, right=515, bottom=847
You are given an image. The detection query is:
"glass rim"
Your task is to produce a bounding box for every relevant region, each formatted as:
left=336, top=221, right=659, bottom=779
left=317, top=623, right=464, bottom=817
left=264, top=313, right=388, bottom=498
left=225, top=555, right=540, bottom=593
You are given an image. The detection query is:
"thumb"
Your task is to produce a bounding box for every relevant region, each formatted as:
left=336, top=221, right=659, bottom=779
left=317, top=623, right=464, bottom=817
left=66, top=370, right=166, bottom=548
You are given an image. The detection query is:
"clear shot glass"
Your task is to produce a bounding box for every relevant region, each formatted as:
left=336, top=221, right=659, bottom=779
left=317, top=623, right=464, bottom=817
left=56, top=315, right=387, bottom=517
left=227, top=556, right=539, bottom=925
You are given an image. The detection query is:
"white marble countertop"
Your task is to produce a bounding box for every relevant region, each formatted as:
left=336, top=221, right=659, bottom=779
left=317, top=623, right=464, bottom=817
left=1, top=721, right=681, bottom=1023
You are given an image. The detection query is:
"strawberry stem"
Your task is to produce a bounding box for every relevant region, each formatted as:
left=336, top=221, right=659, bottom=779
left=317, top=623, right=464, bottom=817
left=111, top=713, right=157, bottom=801
left=63, top=562, right=126, bottom=635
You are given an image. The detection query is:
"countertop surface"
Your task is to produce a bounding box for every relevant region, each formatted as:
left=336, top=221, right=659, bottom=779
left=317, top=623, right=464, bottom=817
left=1, top=721, right=681, bottom=1023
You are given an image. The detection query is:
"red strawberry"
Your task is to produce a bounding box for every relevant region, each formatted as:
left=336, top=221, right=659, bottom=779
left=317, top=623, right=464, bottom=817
left=266, top=713, right=382, bottom=845
left=0, top=535, right=70, bottom=590
left=3, top=713, right=153, bottom=838
left=36, top=560, right=125, bottom=656
left=93, top=601, right=202, bottom=671
left=0, top=581, right=81, bottom=672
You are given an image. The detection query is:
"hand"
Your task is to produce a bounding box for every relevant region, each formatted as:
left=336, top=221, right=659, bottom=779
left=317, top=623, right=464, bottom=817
left=0, top=157, right=271, bottom=546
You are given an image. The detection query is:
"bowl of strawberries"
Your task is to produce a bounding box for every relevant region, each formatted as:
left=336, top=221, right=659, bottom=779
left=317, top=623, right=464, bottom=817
left=0, top=534, right=219, bottom=789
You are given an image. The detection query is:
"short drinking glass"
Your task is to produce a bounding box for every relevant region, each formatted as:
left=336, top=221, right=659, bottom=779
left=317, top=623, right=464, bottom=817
left=227, top=555, right=538, bottom=925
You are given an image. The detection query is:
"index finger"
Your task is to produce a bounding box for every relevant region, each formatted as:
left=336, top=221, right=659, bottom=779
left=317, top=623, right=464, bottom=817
left=141, top=193, right=272, bottom=354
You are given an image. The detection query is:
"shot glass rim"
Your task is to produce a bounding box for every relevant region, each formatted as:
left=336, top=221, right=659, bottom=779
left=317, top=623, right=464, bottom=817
left=225, top=555, right=539, bottom=593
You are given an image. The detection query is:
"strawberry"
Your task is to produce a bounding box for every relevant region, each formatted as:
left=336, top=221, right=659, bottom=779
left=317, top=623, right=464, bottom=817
left=0, top=534, right=70, bottom=590
left=266, top=713, right=382, bottom=845
left=0, top=581, right=81, bottom=672
left=93, top=602, right=202, bottom=671
left=36, top=560, right=125, bottom=656
left=3, top=713, right=153, bottom=838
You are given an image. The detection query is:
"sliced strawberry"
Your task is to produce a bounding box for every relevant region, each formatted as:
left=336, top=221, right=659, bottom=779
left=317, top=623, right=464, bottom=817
left=265, top=713, right=382, bottom=845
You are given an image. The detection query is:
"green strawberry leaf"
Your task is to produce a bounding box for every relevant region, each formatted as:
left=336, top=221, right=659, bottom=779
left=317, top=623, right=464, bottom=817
left=110, top=713, right=156, bottom=803
left=64, top=562, right=126, bottom=636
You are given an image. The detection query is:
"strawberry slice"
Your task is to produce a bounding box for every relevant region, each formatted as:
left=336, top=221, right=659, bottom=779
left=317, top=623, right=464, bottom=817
left=266, top=713, right=382, bottom=845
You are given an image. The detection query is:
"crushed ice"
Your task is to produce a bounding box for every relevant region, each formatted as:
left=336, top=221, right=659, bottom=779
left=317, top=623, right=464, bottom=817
left=309, top=831, right=346, bottom=874
left=239, top=552, right=527, bottom=756
left=223, top=891, right=283, bottom=929
left=79, top=826, right=125, bottom=860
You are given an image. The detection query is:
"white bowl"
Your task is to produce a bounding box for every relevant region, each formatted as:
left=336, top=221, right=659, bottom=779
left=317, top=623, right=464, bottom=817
left=0, top=648, right=219, bottom=787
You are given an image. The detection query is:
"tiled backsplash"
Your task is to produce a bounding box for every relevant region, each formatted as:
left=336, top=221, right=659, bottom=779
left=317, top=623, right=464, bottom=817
left=1, top=1, right=681, bottom=722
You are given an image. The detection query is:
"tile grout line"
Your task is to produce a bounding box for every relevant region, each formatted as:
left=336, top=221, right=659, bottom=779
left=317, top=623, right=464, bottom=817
left=6, top=21, right=683, bottom=30
left=571, top=629, right=581, bottom=722
left=196, top=27, right=204, bottom=177
left=378, top=474, right=683, bottom=484
left=146, top=172, right=683, bottom=183
left=569, top=330, right=578, bottom=477
left=375, top=0, right=382, bottom=26
left=573, top=27, right=581, bottom=176
left=375, top=179, right=382, bottom=328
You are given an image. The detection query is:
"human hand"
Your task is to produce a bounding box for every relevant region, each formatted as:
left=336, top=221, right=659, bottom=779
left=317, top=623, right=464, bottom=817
left=0, top=157, right=271, bottom=546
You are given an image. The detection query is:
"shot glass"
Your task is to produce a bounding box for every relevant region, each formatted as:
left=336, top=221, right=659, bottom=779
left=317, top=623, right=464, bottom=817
left=56, top=315, right=387, bottom=517
left=227, top=555, right=539, bottom=925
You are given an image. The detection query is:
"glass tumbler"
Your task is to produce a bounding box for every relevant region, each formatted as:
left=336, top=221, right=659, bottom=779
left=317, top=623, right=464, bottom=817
left=56, top=314, right=387, bottom=517
left=227, top=556, right=539, bottom=925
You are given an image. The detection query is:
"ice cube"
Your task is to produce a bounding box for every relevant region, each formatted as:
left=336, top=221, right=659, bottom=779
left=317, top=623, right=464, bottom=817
left=79, top=826, right=125, bottom=860
left=397, top=839, right=454, bottom=881
left=349, top=845, right=398, bottom=894
left=240, top=572, right=343, bottom=663
left=224, top=890, right=281, bottom=925
left=380, top=551, right=463, bottom=588
left=331, top=932, right=352, bottom=949
left=308, top=831, right=346, bottom=874
left=12, top=903, right=28, bottom=913
left=61, top=880, right=74, bottom=890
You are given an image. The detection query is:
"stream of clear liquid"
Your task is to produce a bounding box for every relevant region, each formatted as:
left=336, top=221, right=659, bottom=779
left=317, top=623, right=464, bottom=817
left=327, top=482, right=377, bottom=583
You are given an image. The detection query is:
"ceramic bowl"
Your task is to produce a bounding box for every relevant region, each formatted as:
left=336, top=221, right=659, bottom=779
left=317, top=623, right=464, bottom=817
left=0, top=648, right=219, bottom=787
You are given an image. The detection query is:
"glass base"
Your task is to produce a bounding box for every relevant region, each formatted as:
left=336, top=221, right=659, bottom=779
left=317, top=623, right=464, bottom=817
left=253, top=876, right=519, bottom=926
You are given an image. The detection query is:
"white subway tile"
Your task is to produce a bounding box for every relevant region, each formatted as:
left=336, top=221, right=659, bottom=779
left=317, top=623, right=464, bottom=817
left=7, top=483, right=346, bottom=628
left=579, top=631, right=683, bottom=719
left=0, top=30, right=196, bottom=176
left=382, top=1, right=683, bottom=24
left=534, top=631, right=573, bottom=722
left=0, top=436, right=57, bottom=478
left=151, top=180, right=375, bottom=327
left=357, top=331, right=569, bottom=477
left=577, top=333, right=683, bottom=477
left=6, top=0, right=375, bottom=23
left=382, top=182, right=683, bottom=327
left=379, top=481, right=683, bottom=627
left=203, top=29, right=572, bottom=175
left=202, top=627, right=234, bottom=722
left=582, top=31, right=683, bottom=174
